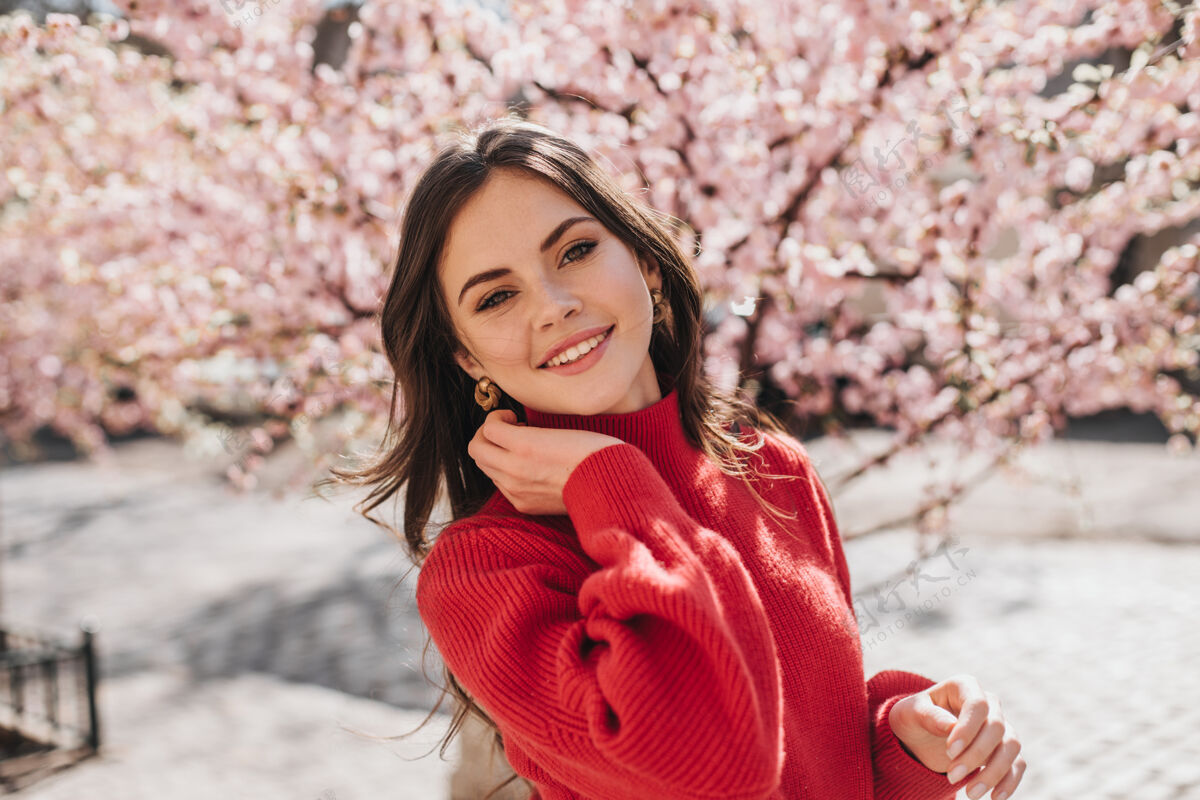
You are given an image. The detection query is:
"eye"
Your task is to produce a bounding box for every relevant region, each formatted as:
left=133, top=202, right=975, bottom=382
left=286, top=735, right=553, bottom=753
left=476, top=289, right=513, bottom=312
left=563, top=240, right=597, bottom=263
left=474, top=241, right=597, bottom=313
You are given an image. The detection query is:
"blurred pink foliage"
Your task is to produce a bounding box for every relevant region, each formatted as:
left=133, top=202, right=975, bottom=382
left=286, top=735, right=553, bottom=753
left=1, top=0, right=1198, bottom=510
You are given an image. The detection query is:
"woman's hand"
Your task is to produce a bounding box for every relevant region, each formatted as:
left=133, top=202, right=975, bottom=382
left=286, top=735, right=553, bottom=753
left=888, top=674, right=1026, bottom=800
left=467, top=409, right=626, bottom=515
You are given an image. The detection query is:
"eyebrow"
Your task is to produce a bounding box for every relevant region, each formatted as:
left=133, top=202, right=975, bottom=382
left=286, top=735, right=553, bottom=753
left=456, top=215, right=597, bottom=307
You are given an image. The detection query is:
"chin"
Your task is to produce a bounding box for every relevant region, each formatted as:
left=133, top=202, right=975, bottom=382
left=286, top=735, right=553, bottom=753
left=535, top=368, right=632, bottom=411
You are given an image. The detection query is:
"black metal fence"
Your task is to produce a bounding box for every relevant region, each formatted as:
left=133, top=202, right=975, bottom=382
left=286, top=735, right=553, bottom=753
left=0, top=620, right=100, bottom=790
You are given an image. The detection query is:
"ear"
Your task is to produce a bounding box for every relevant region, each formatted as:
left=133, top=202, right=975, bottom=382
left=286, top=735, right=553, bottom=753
left=452, top=343, right=483, bottom=382
left=638, top=251, right=663, bottom=292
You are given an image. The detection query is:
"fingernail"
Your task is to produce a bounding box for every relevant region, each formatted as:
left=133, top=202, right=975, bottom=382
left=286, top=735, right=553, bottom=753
left=947, top=739, right=965, bottom=759
left=967, top=782, right=988, bottom=800
left=995, top=791, right=1009, bottom=800
left=948, top=764, right=968, bottom=783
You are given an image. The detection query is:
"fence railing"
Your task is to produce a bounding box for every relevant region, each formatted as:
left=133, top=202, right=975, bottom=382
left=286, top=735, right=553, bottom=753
left=0, top=620, right=100, bottom=791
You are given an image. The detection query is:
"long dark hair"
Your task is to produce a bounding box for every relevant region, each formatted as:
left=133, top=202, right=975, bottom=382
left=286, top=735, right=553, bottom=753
left=317, top=113, right=801, bottom=799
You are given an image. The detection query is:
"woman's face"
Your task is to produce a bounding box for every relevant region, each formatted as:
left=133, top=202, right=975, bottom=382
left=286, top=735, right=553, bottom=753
left=439, top=168, right=663, bottom=416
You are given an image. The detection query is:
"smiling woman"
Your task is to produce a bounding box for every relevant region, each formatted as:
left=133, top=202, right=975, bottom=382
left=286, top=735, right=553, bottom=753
left=438, top=167, right=665, bottom=415
left=316, top=115, right=1018, bottom=800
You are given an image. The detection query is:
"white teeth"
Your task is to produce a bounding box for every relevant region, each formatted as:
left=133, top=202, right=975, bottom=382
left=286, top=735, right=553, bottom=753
left=544, top=329, right=609, bottom=367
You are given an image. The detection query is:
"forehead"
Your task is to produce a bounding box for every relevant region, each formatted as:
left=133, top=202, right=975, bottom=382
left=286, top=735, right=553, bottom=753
left=440, top=170, right=583, bottom=274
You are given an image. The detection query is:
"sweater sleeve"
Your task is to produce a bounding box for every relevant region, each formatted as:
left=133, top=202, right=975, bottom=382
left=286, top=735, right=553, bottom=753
left=867, top=671, right=977, bottom=800
left=758, top=430, right=971, bottom=800
left=415, top=442, right=784, bottom=800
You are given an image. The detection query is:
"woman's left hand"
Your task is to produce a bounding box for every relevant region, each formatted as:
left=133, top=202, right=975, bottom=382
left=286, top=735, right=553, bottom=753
left=888, top=673, right=1026, bottom=800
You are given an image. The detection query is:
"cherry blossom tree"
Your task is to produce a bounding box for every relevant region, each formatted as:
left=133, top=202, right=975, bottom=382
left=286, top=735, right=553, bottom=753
left=2, top=0, right=1198, bottom=543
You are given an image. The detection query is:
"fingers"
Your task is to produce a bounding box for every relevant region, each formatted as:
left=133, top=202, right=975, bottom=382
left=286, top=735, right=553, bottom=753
left=947, top=692, right=1018, bottom=800
left=469, top=415, right=520, bottom=476
left=933, top=677, right=1025, bottom=800
left=484, top=408, right=518, bottom=431
left=958, top=734, right=1020, bottom=798
left=991, top=753, right=1028, bottom=800
left=479, top=409, right=527, bottom=451
left=946, top=713, right=1002, bottom=781
left=941, top=676, right=989, bottom=759
left=911, top=691, right=956, bottom=736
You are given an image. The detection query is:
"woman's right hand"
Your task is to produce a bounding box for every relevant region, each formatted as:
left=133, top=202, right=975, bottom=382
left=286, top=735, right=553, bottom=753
left=467, top=409, right=626, bottom=515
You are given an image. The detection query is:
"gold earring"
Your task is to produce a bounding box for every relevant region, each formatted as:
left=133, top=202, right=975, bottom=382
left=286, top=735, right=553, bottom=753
left=474, top=376, right=500, bottom=411
left=649, top=288, right=668, bottom=325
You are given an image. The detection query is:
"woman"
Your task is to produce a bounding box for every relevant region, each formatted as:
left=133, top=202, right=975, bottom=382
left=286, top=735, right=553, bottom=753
left=328, top=116, right=1026, bottom=800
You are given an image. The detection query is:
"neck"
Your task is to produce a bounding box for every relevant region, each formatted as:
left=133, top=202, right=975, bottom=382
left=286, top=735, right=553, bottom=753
left=521, top=375, right=700, bottom=482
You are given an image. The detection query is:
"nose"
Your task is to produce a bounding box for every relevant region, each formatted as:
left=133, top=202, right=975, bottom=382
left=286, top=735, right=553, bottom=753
left=531, top=279, right=583, bottom=328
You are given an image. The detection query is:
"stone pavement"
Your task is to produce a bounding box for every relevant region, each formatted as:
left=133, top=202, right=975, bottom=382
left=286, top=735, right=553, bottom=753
left=8, top=669, right=457, bottom=800
left=807, top=423, right=1200, bottom=546
left=847, top=534, right=1200, bottom=800
left=815, top=418, right=1200, bottom=800
left=3, top=434, right=458, bottom=799
left=2, top=418, right=1197, bottom=799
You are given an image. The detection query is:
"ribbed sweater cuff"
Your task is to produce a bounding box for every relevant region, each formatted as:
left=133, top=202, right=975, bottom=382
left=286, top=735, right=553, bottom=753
left=563, top=442, right=689, bottom=537
left=869, top=670, right=974, bottom=800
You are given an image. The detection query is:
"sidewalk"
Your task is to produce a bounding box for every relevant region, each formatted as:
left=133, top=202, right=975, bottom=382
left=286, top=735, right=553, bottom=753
left=2, top=420, right=1197, bottom=799
left=805, top=424, right=1200, bottom=548
left=848, top=535, right=1200, bottom=800
left=8, top=669, right=457, bottom=800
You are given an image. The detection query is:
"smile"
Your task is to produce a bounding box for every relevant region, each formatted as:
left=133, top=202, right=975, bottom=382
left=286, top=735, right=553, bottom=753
left=538, top=326, right=613, bottom=374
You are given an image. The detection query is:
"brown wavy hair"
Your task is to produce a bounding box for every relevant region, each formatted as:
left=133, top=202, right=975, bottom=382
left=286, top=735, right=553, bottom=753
left=317, top=113, right=804, bottom=799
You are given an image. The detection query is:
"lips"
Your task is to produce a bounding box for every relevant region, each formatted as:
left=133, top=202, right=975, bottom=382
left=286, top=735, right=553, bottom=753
left=537, top=325, right=613, bottom=368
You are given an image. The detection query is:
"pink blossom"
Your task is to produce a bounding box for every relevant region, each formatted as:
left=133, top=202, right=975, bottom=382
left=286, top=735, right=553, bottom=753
left=1, top=0, right=1196, bottom=496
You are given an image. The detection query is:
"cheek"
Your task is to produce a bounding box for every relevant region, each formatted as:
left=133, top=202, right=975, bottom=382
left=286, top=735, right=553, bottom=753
left=596, top=268, right=651, bottom=311
left=476, top=325, right=531, bottom=365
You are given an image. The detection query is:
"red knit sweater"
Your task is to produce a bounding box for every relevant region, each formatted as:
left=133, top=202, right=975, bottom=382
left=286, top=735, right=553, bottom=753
left=415, top=385, right=973, bottom=800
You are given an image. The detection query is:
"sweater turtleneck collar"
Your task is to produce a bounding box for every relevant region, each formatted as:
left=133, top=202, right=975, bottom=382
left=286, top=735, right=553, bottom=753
left=520, top=374, right=701, bottom=483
